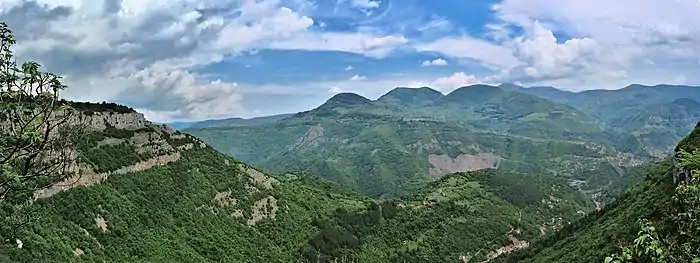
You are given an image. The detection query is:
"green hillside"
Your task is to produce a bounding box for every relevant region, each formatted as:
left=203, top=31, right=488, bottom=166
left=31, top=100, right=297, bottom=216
left=500, top=122, right=700, bottom=263
left=166, top=113, right=294, bottom=130
left=0, top=106, right=599, bottom=263
left=187, top=87, right=642, bottom=199
left=502, top=83, right=700, bottom=157
left=0, top=115, right=370, bottom=263
left=299, top=169, right=591, bottom=262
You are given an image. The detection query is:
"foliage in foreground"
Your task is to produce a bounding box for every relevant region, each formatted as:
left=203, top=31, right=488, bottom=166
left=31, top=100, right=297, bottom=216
left=605, top=148, right=700, bottom=263
left=0, top=21, right=84, bottom=242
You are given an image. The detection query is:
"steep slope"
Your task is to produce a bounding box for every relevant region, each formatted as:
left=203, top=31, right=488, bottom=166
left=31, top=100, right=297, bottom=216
left=167, top=113, right=294, bottom=130
left=299, top=169, right=592, bottom=263
left=503, top=122, right=700, bottom=263
left=188, top=85, right=644, bottom=200
left=0, top=105, right=369, bottom=263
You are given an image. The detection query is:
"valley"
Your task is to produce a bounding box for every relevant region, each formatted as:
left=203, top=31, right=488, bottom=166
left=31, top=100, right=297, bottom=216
left=3, top=84, right=700, bottom=262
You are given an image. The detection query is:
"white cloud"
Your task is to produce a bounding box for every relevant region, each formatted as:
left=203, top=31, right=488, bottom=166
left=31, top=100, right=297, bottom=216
left=270, top=33, right=408, bottom=58
left=345, top=65, right=354, bottom=71
left=415, top=36, right=519, bottom=69
left=328, top=86, right=343, bottom=93
left=350, top=74, right=368, bottom=81
left=487, top=0, right=700, bottom=89
left=5, top=0, right=411, bottom=121
left=432, top=72, right=478, bottom=92
left=421, top=58, right=448, bottom=67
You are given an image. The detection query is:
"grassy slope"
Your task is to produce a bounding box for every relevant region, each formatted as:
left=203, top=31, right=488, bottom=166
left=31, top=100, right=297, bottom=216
left=506, top=84, right=700, bottom=156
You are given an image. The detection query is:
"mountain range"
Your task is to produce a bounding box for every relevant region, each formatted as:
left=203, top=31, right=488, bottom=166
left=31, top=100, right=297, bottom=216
left=4, top=83, right=700, bottom=262
left=186, top=84, right=681, bottom=201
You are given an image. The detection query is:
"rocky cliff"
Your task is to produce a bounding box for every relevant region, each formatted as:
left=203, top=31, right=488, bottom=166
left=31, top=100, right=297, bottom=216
left=29, top=108, right=207, bottom=199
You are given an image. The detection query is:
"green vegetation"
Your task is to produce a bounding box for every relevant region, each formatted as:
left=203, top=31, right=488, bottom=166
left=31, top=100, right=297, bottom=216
left=0, top=145, right=369, bottom=263
left=502, top=121, right=700, bottom=263
left=167, top=113, right=294, bottom=130
left=503, top=83, right=700, bottom=156
left=188, top=97, right=630, bottom=199
left=299, top=169, right=590, bottom=262
left=63, top=101, right=136, bottom=115
left=0, top=21, right=84, bottom=241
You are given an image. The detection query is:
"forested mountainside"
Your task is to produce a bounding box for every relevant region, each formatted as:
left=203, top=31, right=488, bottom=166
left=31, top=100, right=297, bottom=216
left=499, top=122, right=700, bottom=263
left=187, top=86, right=647, bottom=200
left=1, top=105, right=596, bottom=263
left=299, top=169, right=591, bottom=262
left=0, top=106, right=370, bottom=263
left=501, top=83, right=700, bottom=156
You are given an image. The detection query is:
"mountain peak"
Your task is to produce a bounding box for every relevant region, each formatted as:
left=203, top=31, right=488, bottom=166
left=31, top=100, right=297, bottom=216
left=498, top=83, right=524, bottom=91
left=444, top=84, right=502, bottom=103
left=376, top=87, right=444, bottom=107
left=312, top=92, right=373, bottom=113
left=326, top=92, right=372, bottom=105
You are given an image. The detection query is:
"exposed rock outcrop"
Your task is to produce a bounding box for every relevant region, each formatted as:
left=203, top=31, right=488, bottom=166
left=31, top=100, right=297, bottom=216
left=34, top=152, right=181, bottom=199
left=428, top=153, right=501, bottom=179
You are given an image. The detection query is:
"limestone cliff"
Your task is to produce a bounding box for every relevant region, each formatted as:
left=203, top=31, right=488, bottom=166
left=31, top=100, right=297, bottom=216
left=29, top=107, right=206, bottom=199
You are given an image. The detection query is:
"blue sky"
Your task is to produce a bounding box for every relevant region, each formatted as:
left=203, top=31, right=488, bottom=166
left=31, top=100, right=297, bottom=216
left=3, top=0, right=700, bottom=122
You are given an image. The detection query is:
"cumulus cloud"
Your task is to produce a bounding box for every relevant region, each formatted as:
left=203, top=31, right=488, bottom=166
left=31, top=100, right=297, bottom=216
left=417, top=0, right=700, bottom=90
left=345, top=65, right=354, bottom=70
left=415, top=36, right=519, bottom=69
left=433, top=72, right=478, bottom=91
left=421, top=58, right=448, bottom=67
left=3, top=0, right=410, bottom=122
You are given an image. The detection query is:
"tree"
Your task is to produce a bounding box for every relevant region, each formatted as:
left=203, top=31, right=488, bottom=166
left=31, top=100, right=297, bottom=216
left=606, top=148, right=700, bottom=263
left=0, top=21, right=83, bottom=242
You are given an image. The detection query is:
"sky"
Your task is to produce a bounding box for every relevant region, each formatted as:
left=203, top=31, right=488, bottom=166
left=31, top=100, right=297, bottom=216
left=2, top=0, right=700, bottom=122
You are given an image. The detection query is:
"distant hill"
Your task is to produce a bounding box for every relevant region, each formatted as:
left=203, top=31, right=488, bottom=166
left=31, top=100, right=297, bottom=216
left=188, top=86, right=643, bottom=200
left=501, top=83, right=700, bottom=156
left=168, top=113, right=294, bottom=130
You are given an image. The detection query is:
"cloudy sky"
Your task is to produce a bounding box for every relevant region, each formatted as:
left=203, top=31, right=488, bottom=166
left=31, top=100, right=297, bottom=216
left=3, top=0, right=700, bottom=122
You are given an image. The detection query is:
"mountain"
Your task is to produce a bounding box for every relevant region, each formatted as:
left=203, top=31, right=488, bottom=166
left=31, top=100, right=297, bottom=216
left=1, top=102, right=599, bottom=263
left=167, top=113, right=294, bottom=130
left=503, top=122, right=700, bottom=263
left=187, top=86, right=643, bottom=200
left=500, top=83, right=700, bottom=157
left=0, top=104, right=370, bottom=263
left=375, top=87, right=444, bottom=108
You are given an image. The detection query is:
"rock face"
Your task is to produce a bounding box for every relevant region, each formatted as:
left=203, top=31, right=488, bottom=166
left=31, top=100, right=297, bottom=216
left=67, top=112, right=149, bottom=131
left=30, top=109, right=205, bottom=199
left=428, top=153, right=501, bottom=179
left=0, top=110, right=148, bottom=135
